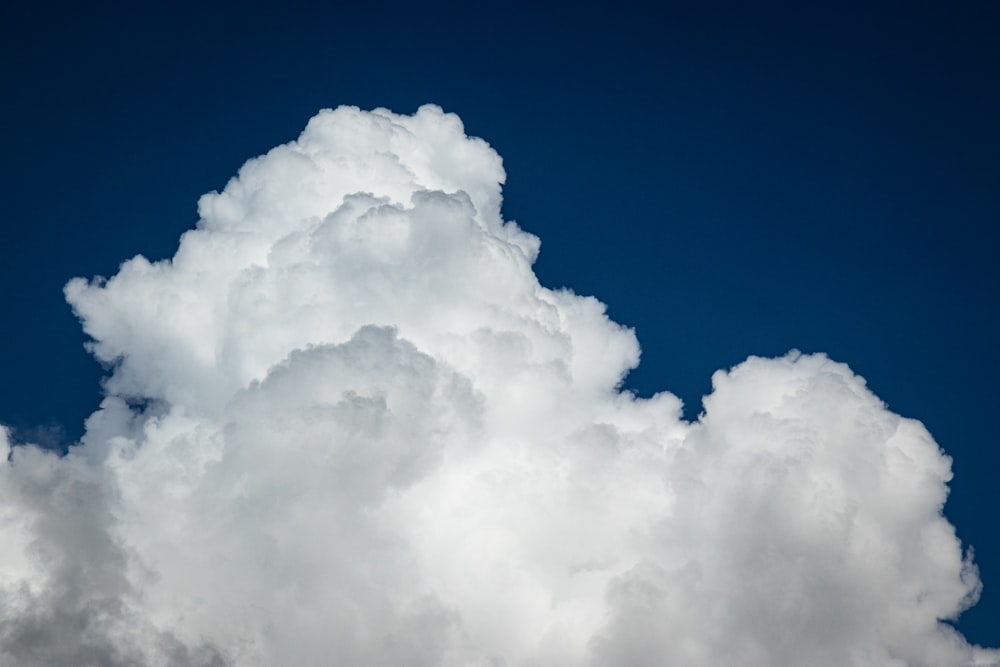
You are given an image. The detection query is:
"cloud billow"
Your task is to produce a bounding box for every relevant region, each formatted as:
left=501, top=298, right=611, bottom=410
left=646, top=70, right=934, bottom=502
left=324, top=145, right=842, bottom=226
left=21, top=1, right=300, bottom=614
left=0, top=105, right=994, bottom=666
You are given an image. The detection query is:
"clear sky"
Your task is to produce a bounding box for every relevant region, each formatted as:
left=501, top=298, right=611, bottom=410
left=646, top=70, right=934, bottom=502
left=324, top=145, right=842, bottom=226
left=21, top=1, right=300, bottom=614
left=1, top=0, right=997, bottom=651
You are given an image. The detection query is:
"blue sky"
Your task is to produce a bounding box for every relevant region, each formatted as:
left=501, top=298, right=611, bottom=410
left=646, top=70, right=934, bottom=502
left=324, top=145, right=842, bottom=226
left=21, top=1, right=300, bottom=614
left=1, top=0, right=997, bottom=649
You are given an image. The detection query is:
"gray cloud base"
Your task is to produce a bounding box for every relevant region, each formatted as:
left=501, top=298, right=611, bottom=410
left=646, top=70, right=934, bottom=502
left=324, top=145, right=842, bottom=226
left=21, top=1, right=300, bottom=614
left=0, top=105, right=995, bottom=666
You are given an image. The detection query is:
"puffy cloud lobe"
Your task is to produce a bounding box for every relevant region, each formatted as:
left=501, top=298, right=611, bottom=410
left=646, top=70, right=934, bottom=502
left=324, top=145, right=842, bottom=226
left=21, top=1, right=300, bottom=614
left=0, top=429, right=226, bottom=667
left=593, top=354, right=986, bottom=667
left=1, top=105, right=995, bottom=665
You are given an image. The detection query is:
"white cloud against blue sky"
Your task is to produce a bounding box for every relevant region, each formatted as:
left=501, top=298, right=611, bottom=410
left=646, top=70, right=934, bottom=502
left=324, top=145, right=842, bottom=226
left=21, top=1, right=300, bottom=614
left=0, top=106, right=995, bottom=666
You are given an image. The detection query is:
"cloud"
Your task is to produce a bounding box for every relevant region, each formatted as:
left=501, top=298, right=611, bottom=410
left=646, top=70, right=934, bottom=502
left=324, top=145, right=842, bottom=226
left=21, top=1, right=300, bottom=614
left=1, top=105, right=995, bottom=665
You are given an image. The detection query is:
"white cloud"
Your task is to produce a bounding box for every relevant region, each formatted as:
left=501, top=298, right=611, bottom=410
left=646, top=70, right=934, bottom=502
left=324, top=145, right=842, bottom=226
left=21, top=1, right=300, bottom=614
left=1, top=105, right=995, bottom=665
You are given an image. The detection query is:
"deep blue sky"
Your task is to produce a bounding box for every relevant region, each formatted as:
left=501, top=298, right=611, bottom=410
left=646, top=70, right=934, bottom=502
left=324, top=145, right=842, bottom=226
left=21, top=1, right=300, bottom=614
left=2, top=0, right=997, bottom=645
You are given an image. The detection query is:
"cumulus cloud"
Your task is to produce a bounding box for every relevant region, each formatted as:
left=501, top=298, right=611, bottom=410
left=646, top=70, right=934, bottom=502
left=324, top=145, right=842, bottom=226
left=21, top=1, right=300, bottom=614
left=1, top=104, right=995, bottom=666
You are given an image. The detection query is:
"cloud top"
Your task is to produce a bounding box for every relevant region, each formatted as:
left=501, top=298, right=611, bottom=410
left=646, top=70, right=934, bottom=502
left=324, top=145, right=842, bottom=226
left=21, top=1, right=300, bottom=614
left=1, top=105, right=995, bottom=666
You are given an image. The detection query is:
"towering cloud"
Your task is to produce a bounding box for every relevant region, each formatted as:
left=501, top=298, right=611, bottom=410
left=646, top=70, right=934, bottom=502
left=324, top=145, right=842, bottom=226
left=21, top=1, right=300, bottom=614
left=1, top=105, right=995, bottom=666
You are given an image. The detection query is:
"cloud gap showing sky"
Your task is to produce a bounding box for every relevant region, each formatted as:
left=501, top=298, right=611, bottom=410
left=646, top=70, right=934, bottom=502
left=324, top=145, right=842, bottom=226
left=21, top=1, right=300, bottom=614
left=0, top=105, right=995, bottom=666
